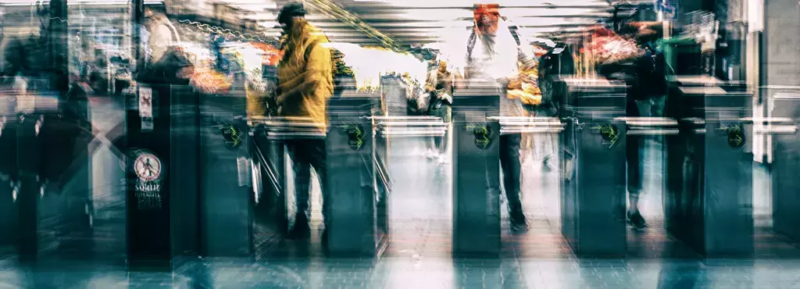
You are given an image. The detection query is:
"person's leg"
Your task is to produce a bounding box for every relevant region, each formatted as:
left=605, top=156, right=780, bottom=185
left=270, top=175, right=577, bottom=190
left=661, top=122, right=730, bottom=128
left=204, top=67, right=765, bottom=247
left=652, top=95, right=667, bottom=117
left=627, top=99, right=653, bottom=227
left=307, top=139, right=328, bottom=231
left=289, top=141, right=313, bottom=234
left=436, top=105, right=452, bottom=163
left=500, top=134, right=526, bottom=227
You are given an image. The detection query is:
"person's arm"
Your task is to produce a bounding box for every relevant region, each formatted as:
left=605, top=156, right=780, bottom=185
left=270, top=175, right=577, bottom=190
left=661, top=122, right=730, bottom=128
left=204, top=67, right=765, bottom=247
left=3, top=37, right=22, bottom=80
left=277, top=43, right=332, bottom=104
left=149, top=24, right=173, bottom=63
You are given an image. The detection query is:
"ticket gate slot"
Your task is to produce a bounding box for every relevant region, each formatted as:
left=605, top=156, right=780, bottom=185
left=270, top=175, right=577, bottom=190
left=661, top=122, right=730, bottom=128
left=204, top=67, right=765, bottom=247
left=665, top=85, right=754, bottom=257
left=558, top=78, right=628, bottom=257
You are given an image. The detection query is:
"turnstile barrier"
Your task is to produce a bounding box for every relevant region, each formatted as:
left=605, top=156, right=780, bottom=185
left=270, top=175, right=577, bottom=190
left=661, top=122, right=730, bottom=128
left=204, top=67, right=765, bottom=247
left=558, top=78, right=628, bottom=258
left=451, top=90, right=501, bottom=256
left=665, top=83, right=754, bottom=257
left=125, top=84, right=201, bottom=269
left=250, top=95, right=387, bottom=257
left=198, top=92, right=251, bottom=257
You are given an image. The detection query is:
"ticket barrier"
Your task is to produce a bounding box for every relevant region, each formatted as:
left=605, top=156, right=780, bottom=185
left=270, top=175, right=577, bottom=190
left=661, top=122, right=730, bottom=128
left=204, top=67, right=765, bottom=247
left=557, top=78, right=628, bottom=257
left=767, top=92, right=800, bottom=243
left=450, top=89, right=500, bottom=256
left=0, top=91, right=93, bottom=261
left=198, top=93, right=251, bottom=257
left=664, top=83, right=754, bottom=257
left=251, top=95, right=387, bottom=256
left=326, top=96, right=386, bottom=256
left=124, top=85, right=201, bottom=269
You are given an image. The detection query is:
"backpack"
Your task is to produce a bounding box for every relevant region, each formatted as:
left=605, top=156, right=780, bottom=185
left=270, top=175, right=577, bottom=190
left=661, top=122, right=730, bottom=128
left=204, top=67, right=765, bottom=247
left=135, top=21, right=193, bottom=85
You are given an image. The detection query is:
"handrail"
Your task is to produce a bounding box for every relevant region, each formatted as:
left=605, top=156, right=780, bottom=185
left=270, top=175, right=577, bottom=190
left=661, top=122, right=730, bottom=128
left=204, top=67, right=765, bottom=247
left=739, top=117, right=794, bottom=124
left=368, top=116, right=441, bottom=121
left=250, top=137, right=282, bottom=196
left=501, top=127, right=564, bottom=135
left=754, top=126, right=798, bottom=135
left=627, top=129, right=680, bottom=135
left=374, top=157, right=392, bottom=193
left=615, top=117, right=679, bottom=127
left=265, top=131, right=326, bottom=140
left=378, top=128, right=447, bottom=137
left=377, top=121, right=446, bottom=127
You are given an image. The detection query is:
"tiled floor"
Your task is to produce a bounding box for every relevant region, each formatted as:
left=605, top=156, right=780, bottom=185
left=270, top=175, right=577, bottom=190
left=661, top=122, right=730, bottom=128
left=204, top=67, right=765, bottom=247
left=3, top=103, right=800, bottom=288
left=3, top=256, right=800, bottom=288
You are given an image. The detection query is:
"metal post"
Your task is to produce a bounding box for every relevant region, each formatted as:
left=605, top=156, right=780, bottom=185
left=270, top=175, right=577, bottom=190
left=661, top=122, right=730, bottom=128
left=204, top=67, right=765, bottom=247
left=665, top=82, right=754, bottom=257
left=558, top=78, right=628, bottom=257
left=451, top=91, right=501, bottom=257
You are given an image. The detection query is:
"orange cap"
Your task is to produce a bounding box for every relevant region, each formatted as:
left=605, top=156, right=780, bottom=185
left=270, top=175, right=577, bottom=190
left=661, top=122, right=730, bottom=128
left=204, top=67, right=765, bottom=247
left=473, top=4, right=500, bottom=15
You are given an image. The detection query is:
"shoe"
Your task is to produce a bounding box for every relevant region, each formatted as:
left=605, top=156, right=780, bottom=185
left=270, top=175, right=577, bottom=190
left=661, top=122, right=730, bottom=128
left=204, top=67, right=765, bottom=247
left=509, top=212, right=528, bottom=233
left=627, top=211, right=647, bottom=229
left=426, top=148, right=437, bottom=159
left=321, top=228, right=329, bottom=246
left=511, top=219, right=529, bottom=233
left=290, top=214, right=311, bottom=238
left=542, top=156, right=553, bottom=173
left=437, top=154, right=449, bottom=165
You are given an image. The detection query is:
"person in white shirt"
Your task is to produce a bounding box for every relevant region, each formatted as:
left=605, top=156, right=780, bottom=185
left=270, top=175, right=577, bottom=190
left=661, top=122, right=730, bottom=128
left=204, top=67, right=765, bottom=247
left=464, top=4, right=528, bottom=231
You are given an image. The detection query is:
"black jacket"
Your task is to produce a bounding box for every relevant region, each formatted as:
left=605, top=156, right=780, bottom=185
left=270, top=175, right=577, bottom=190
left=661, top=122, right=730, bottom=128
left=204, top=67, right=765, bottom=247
left=633, top=47, right=668, bottom=98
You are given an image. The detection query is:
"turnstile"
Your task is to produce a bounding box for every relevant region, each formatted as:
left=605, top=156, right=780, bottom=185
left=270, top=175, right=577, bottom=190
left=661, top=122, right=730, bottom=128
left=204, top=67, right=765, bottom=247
left=252, top=95, right=387, bottom=257
left=664, top=82, right=754, bottom=257
left=326, top=96, right=386, bottom=256
left=451, top=89, right=501, bottom=256
left=0, top=91, right=95, bottom=261
left=558, top=78, right=628, bottom=257
left=768, top=91, right=800, bottom=242
left=198, top=93, right=251, bottom=257
left=125, top=84, right=201, bottom=269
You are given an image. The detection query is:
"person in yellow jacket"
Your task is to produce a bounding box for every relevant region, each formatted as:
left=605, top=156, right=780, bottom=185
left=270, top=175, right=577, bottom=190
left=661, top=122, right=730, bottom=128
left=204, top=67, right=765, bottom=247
left=275, top=2, right=333, bottom=238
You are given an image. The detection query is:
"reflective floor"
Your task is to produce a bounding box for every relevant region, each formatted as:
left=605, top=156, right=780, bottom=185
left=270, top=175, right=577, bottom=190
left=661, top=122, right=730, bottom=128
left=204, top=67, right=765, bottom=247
left=3, top=97, right=800, bottom=289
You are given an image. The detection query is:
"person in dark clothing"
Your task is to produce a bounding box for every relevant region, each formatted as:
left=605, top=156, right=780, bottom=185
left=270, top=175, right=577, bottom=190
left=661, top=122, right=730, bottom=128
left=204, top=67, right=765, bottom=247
left=626, top=23, right=669, bottom=229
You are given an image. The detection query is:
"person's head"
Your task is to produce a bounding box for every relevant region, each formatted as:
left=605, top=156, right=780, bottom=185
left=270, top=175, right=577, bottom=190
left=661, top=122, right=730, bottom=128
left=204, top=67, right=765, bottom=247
left=278, top=2, right=307, bottom=34
left=473, top=4, right=500, bottom=36
left=144, top=5, right=167, bottom=31
left=438, top=59, right=448, bottom=73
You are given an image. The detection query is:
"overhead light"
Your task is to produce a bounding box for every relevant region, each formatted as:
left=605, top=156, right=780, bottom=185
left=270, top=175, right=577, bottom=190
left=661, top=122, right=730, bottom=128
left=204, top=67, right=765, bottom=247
left=350, top=0, right=609, bottom=8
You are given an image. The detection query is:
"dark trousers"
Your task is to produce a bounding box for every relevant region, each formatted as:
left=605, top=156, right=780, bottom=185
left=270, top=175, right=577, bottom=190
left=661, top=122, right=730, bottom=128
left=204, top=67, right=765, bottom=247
left=430, top=103, right=452, bottom=153
left=287, top=139, right=327, bottom=227
left=500, top=134, right=526, bottom=223
left=627, top=95, right=667, bottom=197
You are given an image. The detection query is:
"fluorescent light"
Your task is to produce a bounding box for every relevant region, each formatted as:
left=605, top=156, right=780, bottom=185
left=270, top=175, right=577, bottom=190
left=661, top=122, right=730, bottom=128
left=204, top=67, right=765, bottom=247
left=351, top=0, right=609, bottom=8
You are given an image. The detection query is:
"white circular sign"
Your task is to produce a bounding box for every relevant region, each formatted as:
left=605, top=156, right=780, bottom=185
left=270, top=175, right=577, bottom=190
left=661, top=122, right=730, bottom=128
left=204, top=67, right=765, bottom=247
left=134, top=153, right=162, bottom=182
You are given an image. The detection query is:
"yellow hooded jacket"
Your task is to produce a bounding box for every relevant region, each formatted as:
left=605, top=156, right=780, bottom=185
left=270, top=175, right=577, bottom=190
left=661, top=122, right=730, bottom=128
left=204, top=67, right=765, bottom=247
left=277, top=24, right=333, bottom=128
